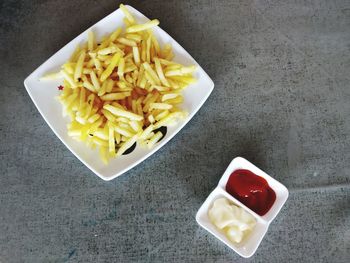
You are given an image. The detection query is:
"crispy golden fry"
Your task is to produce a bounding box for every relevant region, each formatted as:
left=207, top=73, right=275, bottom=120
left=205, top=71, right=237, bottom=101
left=97, top=46, right=122, bottom=55
left=149, top=102, right=173, bottom=110
left=100, top=52, right=121, bottom=82
left=104, top=104, right=143, bottom=121
left=162, top=93, right=179, bottom=101
left=117, top=57, right=125, bottom=79
left=116, top=133, right=139, bottom=156
left=62, top=70, right=77, bottom=88
left=126, top=33, right=142, bottom=42
left=120, top=4, right=135, bottom=24
left=132, top=46, right=140, bottom=66
left=143, top=62, right=161, bottom=85
left=74, top=50, right=86, bottom=81
left=90, top=71, right=101, bottom=91
left=88, top=31, right=95, bottom=51
left=147, top=131, right=162, bottom=148
left=40, top=71, right=63, bottom=81
left=154, top=57, right=170, bottom=87
left=165, top=65, right=197, bottom=76
left=126, top=19, right=160, bottom=33
left=139, top=124, right=154, bottom=140
left=108, top=124, right=116, bottom=155
left=100, top=92, right=130, bottom=101
left=117, top=37, right=137, bottom=47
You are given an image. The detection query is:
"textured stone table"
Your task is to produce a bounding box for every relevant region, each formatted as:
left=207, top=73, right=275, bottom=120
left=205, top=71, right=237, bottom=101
left=1, top=0, right=349, bottom=262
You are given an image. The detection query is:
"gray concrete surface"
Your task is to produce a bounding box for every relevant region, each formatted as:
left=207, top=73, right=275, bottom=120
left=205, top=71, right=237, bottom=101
left=1, top=0, right=350, bottom=262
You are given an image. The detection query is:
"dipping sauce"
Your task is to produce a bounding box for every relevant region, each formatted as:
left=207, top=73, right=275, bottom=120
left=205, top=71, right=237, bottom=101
left=226, top=169, right=276, bottom=216
left=208, top=197, right=256, bottom=243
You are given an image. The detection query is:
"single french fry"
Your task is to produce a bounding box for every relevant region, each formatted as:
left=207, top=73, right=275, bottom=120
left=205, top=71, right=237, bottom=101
left=151, top=34, right=160, bottom=55
left=132, top=46, right=140, bottom=66
left=97, top=46, right=122, bottom=55
left=126, top=19, right=160, bottom=33
left=82, top=76, right=96, bottom=93
left=144, top=71, right=156, bottom=85
left=68, top=129, right=82, bottom=137
left=117, top=37, right=137, bottom=47
left=88, top=113, right=100, bottom=123
left=143, top=62, right=161, bottom=85
left=40, top=71, right=63, bottom=81
left=151, top=85, right=170, bottom=92
left=100, top=92, right=130, bottom=101
left=110, top=28, right=122, bottom=42
left=98, top=81, right=107, bottom=96
left=82, top=68, right=92, bottom=74
left=115, top=131, right=121, bottom=144
left=62, top=62, right=76, bottom=74
left=100, top=53, right=121, bottom=82
left=79, top=87, right=86, bottom=109
left=99, top=146, right=109, bottom=164
left=162, top=93, right=179, bottom=102
left=126, top=33, right=142, bottom=42
left=165, top=64, right=181, bottom=71
left=155, top=110, right=169, bottom=121
left=148, top=114, right=155, bottom=124
left=108, top=124, right=115, bottom=155
left=94, top=128, right=109, bottom=140
left=147, top=131, right=162, bottom=148
left=104, top=104, right=143, bottom=121
left=165, top=65, right=197, bottom=76
left=125, top=63, right=138, bottom=73
left=97, top=54, right=111, bottom=61
left=115, top=126, right=134, bottom=137
left=84, top=93, right=95, bottom=118
left=106, top=79, right=114, bottom=93
left=119, top=4, right=135, bottom=24
left=101, top=109, right=116, bottom=122
left=88, top=31, right=95, bottom=51
left=153, top=112, right=183, bottom=129
left=146, top=35, right=151, bottom=63
left=125, top=74, right=134, bottom=84
left=74, top=50, right=86, bottom=81
left=165, top=95, right=184, bottom=104
left=90, top=71, right=101, bottom=91
left=149, top=103, right=173, bottom=110
left=118, top=57, right=125, bottom=79
left=168, top=75, right=196, bottom=85
left=139, top=124, right=154, bottom=140
left=94, top=138, right=109, bottom=147
left=116, top=133, right=140, bottom=156
left=154, top=58, right=170, bottom=87
left=89, top=117, right=103, bottom=132
left=141, top=38, right=147, bottom=62
left=62, top=70, right=77, bottom=88
left=130, top=121, right=141, bottom=132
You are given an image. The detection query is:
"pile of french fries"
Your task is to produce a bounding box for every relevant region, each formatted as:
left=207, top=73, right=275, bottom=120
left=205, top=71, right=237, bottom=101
left=41, top=4, right=197, bottom=164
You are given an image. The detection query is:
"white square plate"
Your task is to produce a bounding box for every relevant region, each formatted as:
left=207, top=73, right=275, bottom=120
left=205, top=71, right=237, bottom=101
left=24, top=5, right=214, bottom=181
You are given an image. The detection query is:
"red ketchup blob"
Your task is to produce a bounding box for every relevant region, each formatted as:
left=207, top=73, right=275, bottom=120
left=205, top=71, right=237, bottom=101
left=226, top=169, right=276, bottom=216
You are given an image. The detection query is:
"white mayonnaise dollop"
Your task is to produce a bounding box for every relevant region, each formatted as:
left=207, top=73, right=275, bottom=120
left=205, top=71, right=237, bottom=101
left=208, top=197, right=256, bottom=243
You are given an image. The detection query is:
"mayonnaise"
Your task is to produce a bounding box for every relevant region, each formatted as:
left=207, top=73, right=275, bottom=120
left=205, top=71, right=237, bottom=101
left=208, top=197, right=256, bottom=243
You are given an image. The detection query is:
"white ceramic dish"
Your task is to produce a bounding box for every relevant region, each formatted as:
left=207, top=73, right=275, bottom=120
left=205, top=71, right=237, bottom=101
left=196, top=157, right=288, bottom=258
left=24, top=5, right=214, bottom=181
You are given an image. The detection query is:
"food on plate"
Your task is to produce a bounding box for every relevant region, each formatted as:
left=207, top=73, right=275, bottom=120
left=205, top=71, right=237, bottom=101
left=41, top=4, right=197, bottom=163
left=208, top=198, right=256, bottom=243
left=226, top=169, right=276, bottom=216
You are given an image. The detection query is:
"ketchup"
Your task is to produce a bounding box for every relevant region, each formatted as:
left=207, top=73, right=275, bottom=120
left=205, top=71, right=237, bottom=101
left=226, top=169, right=276, bottom=216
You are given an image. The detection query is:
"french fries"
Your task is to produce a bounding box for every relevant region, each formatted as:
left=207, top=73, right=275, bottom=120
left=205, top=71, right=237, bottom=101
left=42, top=4, right=197, bottom=163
